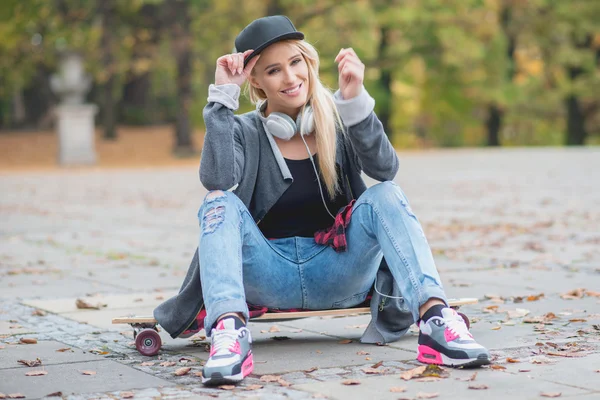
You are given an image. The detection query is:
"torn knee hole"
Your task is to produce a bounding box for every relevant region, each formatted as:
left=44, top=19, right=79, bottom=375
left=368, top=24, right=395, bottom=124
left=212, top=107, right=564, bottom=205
left=202, top=205, right=225, bottom=234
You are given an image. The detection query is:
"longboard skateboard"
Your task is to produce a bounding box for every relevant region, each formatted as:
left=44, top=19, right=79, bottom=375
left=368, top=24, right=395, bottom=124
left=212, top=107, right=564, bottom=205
left=113, top=298, right=478, bottom=356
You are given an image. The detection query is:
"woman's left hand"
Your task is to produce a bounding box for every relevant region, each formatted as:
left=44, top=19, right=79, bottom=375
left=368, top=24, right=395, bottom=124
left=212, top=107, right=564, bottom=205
left=335, top=48, right=365, bottom=100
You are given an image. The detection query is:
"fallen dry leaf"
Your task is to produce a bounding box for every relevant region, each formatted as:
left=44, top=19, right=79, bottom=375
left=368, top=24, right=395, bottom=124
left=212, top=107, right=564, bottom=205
left=585, top=290, right=600, bottom=297
left=568, top=318, right=587, bottom=323
left=390, top=386, right=407, bottom=393
left=45, top=392, right=62, bottom=397
left=540, top=392, right=562, bottom=398
left=400, top=365, right=426, bottom=380
left=140, top=362, right=155, bottom=366
left=120, top=392, right=134, bottom=399
left=456, top=372, right=478, bottom=381
left=468, top=384, right=489, bottom=390
left=357, top=351, right=370, bottom=355
left=173, top=367, right=191, bottom=376
left=25, top=370, right=47, bottom=376
left=338, top=339, right=352, bottom=344
left=341, top=379, right=361, bottom=385
left=159, top=361, right=177, bottom=367
left=0, top=394, right=5, bottom=399
left=244, top=384, right=264, bottom=390
left=19, top=338, right=37, bottom=344
left=482, top=305, right=499, bottom=313
left=268, top=325, right=280, bottom=333
left=362, top=367, right=384, bottom=375
left=304, top=367, right=318, bottom=373
left=218, top=385, right=235, bottom=390
left=490, top=365, right=506, bottom=370
left=56, top=348, right=71, bottom=352
left=278, top=378, right=292, bottom=387
left=7, top=394, right=25, bottom=399
left=560, top=288, right=585, bottom=300
left=506, top=358, right=520, bottom=363
left=519, top=369, right=531, bottom=372
left=89, top=348, right=109, bottom=355
left=75, top=298, right=105, bottom=310
left=491, top=325, right=502, bottom=330
left=526, top=293, right=544, bottom=301
left=31, top=310, right=46, bottom=317
left=260, top=374, right=281, bottom=383
left=81, top=370, right=96, bottom=375
left=416, top=392, right=439, bottom=399
left=371, top=360, right=383, bottom=369
left=18, top=358, right=42, bottom=367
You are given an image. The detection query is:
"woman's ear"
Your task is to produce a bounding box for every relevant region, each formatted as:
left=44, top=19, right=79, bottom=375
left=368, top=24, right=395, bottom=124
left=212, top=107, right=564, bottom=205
left=247, top=75, right=261, bottom=89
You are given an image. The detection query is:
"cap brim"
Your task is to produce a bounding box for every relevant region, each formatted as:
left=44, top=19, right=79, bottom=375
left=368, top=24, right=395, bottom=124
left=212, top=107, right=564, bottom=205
left=243, top=32, right=305, bottom=67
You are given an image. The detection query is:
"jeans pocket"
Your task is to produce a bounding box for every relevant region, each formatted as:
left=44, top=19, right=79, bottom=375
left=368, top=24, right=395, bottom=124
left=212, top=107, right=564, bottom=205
left=332, top=289, right=370, bottom=309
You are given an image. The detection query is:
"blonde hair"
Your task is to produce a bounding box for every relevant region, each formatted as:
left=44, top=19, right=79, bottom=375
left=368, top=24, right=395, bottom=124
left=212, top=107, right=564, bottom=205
left=247, top=40, right=344, bottom=199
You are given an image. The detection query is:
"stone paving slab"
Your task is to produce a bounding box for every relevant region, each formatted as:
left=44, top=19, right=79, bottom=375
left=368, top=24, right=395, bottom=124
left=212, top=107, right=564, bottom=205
left=294, top=370, right=597, bottom=400
left=23, top=292, right=176, bottom=315
left=0, top=320, right=36, bottom=336
left=0, top=340, right=103, bottom=369
left=0, top=359, right=173, bottom=399
left=0, top=274, right=126, bottom=300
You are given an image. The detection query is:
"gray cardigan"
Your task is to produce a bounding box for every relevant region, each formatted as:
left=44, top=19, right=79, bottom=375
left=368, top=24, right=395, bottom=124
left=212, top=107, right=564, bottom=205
left=154, top=84, right=414, bottom=343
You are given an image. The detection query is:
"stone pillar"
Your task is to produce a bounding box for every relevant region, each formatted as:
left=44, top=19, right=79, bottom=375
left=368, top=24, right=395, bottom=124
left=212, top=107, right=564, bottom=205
left=50, top=52, right=98, bottom=166
left=56, top=104, right=98, bottom=165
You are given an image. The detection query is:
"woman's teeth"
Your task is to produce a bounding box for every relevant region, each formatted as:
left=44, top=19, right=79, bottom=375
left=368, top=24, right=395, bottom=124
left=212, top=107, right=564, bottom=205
left=283, top=84, right=301, bottom=94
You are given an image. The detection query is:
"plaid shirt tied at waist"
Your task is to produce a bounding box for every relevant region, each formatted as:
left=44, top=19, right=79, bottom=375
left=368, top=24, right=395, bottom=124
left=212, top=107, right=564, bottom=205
left=313, top=199, right=356, bottom=252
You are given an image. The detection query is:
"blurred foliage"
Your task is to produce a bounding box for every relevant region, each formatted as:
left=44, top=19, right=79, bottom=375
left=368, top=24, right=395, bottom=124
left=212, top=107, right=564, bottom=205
left=0, top=0, right=598, bottom=146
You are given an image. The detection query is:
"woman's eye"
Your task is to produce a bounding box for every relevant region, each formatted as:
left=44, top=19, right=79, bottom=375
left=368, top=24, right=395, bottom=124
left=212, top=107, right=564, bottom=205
left=268, top=68, right=279, bottom=75
left=291, top=59, right=301, bottom=65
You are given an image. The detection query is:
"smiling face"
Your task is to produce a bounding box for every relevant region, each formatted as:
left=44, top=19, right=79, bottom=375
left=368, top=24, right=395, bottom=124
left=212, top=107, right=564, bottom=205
left=249, top=41, right=310, bottom=118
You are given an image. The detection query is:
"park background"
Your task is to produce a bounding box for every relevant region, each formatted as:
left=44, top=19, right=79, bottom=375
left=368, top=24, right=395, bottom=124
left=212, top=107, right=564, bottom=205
left=0, top=0, right=599, bottom=170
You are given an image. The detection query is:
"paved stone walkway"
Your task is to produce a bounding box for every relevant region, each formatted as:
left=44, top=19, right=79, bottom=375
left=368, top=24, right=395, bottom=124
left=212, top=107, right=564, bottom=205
left=1, top=148, right=599, bottom=399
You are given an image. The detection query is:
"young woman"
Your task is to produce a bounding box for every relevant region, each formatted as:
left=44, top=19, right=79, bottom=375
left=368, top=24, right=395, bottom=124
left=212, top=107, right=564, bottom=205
left=154, top=15, right=490, bottom=386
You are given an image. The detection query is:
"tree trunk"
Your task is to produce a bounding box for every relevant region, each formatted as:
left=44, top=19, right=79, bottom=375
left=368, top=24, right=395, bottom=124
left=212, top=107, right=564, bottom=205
left=121, top=3, right=160, bottom=125
left=565, top=94, right=586, bottom=145
left=486, top=104, right=502, bottom=146
left=170, top=0, right=194, bottom=155
left=485, top=7, right=516, bottom=146
left=564, top=36, right=592, bottom=146
left=100, top=0, right=117, bottom=139
left=378, top=26, right=392, bottom=137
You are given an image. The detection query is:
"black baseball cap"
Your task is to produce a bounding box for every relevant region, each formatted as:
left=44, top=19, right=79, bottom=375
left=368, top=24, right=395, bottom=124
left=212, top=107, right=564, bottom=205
left=234, top=15, right=304, bottom=67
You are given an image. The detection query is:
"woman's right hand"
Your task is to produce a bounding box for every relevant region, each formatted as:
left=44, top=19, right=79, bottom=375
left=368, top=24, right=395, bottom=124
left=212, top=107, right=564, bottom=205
left=215, top=50, right=260, bottom=86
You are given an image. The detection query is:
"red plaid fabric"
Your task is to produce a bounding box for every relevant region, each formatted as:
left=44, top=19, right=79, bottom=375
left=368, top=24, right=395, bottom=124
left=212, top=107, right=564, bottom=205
left=314, top=200, right=356, bottom=252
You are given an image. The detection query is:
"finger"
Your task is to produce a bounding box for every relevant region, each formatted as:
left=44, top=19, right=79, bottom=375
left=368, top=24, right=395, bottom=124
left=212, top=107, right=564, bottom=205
left=227, top=55, right=236, bottom=75
left=335, top=48, right=349, bottom=63
left=243, top=54, right=260, bottom=76
left=234, top=53, right=242, bottom=75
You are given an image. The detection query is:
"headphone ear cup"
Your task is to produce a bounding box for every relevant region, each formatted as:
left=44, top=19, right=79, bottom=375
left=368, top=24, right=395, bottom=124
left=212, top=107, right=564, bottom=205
left=298, top=106, right=314, bottom=136
left=266, top=112, right=297, bottom=140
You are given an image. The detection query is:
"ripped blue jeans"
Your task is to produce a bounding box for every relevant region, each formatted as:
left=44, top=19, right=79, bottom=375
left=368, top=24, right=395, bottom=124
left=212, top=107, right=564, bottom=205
left=198, top=181, right=447, bottom=334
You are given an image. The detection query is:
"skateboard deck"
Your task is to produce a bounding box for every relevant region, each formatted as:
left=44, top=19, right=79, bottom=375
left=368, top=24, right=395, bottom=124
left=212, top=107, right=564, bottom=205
left=113, top=298, right=477, bottom=356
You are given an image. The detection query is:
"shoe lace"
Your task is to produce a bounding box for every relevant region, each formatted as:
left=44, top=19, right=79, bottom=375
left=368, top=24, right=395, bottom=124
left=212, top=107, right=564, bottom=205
left=211, top=328, right=239, bottom=355
left=446, top=314, right=472, bottom=339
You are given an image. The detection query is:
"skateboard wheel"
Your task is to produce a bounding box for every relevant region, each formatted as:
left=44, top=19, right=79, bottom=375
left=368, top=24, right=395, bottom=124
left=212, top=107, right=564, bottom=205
left=458, top=312, right=470, bottom=329
left=135, top=328, right=161, bottom=356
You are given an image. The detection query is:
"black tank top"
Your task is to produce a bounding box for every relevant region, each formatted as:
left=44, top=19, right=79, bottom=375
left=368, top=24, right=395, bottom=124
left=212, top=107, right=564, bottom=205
left=258, top=155, right=347, bottom=239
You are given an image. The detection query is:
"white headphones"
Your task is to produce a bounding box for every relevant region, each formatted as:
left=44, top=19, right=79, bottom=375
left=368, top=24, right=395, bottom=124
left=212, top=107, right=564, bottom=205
left=257, top=101, right=314, bottom=140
